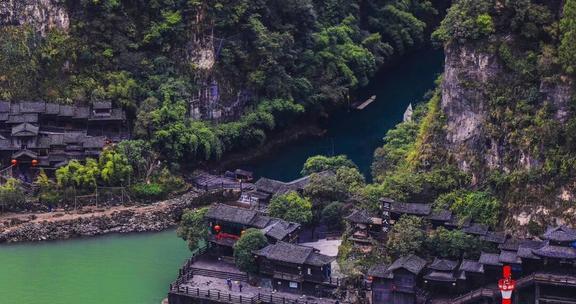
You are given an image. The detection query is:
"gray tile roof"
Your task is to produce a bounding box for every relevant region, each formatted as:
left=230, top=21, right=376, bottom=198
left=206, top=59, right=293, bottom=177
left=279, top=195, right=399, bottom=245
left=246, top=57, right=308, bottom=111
left=481, top=231, right=507, bottom=244
left=250, top=215, right=272, bottom=228
left=499, top=250, right=522, bottom=264
left=254, top=171, right=334, bottom=195
left=82, top=136, right=106, bottom=149
left=463, top=223, right=489, bottom=236
left=0, top=101, right=10, bottom=112
left=11, top=123, right=39, bottom=136
left=533, top=244, right=576, bottom=259
left=93, top=101, right=112, bottom=109
left=345, top=209, right=374, bottom=224
left=388, top=254, right=427, bottom=275
left=20, top=101, right=46, bottom=113
left=459, top=259, right=484, bottom=273
left=205, top=204, right=258, bottom=225
left=46, top=103, right=60, bottom=114
left=59, top=105, right=74, bottom=116
left=305, top=252, right=336, bottom=267
left=424, top=270, right=456, bottom=282
left=391, top=202, right=432, bottom=216
left=7, top=113, right=38, bottom=123
left=261, top=219, right=300, bottom=241
left=368, top=264, right=392, bottom=279
left=479, top=252, right=502, bottom=266
left=543, top=226, right=576, bottom=243
left=253, top=242, right=315, bottom=265
left=427, top=258, right=459, bottom=271
left=427, top=210, right=453, bottom=222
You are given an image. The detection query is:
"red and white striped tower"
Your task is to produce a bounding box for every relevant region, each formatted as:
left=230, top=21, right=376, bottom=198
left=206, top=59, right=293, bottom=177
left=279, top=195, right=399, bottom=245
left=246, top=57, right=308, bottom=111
left=498, top=265, right=516, bottom=304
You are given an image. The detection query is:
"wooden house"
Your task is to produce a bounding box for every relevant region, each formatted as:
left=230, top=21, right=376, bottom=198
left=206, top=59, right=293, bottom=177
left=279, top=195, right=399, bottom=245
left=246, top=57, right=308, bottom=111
left=0, top=101, right=126, bottom=180
left=422, top=258, right=460, bottom=294
left=344, top=209, right=383, bottom=253
left=368, top=254, right=427, bottom=304
left=204, top=204, right=300, bottom=256
left=253, top=241, right=336, bottom=295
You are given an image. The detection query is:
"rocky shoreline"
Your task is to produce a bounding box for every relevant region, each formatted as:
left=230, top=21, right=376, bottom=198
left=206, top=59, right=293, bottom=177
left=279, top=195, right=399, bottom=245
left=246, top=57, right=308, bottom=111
left=0, top=190, right=232, bottom=244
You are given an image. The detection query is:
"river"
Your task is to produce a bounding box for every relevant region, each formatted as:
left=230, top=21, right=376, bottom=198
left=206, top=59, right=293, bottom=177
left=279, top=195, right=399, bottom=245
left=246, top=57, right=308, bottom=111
left=0, top=50, right=443, bottom=304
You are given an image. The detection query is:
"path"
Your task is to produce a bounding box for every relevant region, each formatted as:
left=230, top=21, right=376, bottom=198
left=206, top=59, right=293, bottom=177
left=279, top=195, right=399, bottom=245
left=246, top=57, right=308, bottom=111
left=0, top=190, right=200, bottom=234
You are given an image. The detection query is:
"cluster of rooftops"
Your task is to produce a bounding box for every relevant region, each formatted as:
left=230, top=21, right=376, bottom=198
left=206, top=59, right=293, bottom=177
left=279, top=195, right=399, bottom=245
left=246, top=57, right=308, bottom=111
left=367, top=224, right=576, bottom=284
left=0, top=101, right=126, bottom=169
left=204, top=203, right=335, bottom=269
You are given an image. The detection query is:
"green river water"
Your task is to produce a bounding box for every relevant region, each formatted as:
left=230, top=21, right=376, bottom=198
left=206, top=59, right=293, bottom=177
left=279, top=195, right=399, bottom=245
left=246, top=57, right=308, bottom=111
left=0, top=50, right=443, bottom=304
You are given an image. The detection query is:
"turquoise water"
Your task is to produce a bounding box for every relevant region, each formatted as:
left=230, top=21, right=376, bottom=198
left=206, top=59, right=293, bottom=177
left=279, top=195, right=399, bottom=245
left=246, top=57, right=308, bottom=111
left=0, top=230, right=190, bottom=304
left=0, top=49, right=444, bottom=304
left=249, top=49, right=444, bottom=181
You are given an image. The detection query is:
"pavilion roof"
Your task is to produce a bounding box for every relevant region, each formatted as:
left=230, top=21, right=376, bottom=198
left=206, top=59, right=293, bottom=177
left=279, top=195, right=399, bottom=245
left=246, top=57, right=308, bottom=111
left=388, top=254, right=427, bottom=275
left=499, top=250, right=522, bottom=264
left=427, top=209, right=453, bottom=222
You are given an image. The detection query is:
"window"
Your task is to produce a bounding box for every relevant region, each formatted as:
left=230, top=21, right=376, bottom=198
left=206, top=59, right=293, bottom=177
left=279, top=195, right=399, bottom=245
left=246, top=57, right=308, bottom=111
left=307, top=268, right=312, bottom=275
left=289, top=282, right=298, bottom=289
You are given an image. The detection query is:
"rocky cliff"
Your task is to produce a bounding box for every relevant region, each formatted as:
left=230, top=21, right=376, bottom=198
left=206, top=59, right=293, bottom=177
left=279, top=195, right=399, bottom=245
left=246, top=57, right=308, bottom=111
left=430, top=0, right=576, bottom=232
left=0, top=0, right=69, bottom=34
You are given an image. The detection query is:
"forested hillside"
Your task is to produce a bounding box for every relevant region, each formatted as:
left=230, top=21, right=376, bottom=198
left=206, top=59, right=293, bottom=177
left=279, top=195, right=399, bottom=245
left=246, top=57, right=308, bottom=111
left=372, top=0, right=576, bottom=236
left=0, top=0, right=445, bottom=166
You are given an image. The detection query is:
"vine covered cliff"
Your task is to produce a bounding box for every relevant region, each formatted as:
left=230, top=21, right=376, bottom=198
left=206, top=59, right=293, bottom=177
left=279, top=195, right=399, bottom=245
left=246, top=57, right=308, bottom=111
left=373, top=0, right=576, bottom=235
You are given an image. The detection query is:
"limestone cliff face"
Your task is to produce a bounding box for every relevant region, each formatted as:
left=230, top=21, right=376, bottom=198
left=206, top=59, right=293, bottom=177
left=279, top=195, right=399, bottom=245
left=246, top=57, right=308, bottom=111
left=441, top=43, right=573, bottom=177
left=441, top=44, right=501, bottom=176
left=0, top=0, right=69, bottom=34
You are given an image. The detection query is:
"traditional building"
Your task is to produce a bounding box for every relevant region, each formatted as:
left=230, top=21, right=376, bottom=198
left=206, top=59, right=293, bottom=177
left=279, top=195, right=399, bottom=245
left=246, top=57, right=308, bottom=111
left=368, top=254, right=427, bottom=304
left=241, top=171, right=334, bottom=211
left=368, top=225, right=576, bottom=304
left=422, top=258, right=460, bottom=294
left=344, top=209, right=383, bottom=253
left=0, top=101, right=127, bottom=180
left=204, top=204, right=300, bottom=256
left=253, top=241, right=336, bottom=295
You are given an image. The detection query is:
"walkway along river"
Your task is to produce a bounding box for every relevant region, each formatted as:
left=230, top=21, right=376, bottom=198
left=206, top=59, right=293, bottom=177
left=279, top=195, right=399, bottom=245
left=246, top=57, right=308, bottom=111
left=0, top=50, right=444, bottom=304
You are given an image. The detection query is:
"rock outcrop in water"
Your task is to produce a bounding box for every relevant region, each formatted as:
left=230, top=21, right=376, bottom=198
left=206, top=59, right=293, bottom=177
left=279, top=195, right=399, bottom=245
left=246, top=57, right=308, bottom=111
left=0, top=0, right=69, bottom=34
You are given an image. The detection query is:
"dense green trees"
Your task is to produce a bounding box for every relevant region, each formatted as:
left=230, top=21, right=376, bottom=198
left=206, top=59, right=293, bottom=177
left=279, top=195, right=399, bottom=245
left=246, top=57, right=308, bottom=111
left=0, top=0, right=443, bottom=173
left=386, top=215, right=426, bottom=259
left=432, top=0, right=494, bottom=44
left=560, top=0, right=576, bottom=74
left=177, top=207, right=210, bottom=252
left=268, top=191, right=313, bottom=224
left=233, top=228, right=268, bottom=273
left=301, top=155, right=357, bottom=175
left=434, top=190, right=501, bottom=228
left=0, top=178, right=26, bottom=211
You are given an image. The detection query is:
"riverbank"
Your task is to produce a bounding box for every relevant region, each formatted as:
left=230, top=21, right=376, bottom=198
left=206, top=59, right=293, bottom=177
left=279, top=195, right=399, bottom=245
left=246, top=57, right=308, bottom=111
left=0, top=189, right=236, bottom=243
left=202, top=122, right=326, bottom=173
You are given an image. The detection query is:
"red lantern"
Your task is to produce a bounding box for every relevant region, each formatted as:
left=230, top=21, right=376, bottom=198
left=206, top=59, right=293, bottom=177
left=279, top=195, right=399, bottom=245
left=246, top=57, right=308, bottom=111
left=498, top=265, right=516, bottom=304
left=10, top=159, right=17, bottom=166
left=214, top=225, right=221, bottom=233
left=31, top=159, right=38, bottom=166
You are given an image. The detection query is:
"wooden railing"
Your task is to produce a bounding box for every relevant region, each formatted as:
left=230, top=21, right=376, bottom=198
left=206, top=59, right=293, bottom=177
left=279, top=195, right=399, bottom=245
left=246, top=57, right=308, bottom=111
left=170, top=285, right=343, bottom=304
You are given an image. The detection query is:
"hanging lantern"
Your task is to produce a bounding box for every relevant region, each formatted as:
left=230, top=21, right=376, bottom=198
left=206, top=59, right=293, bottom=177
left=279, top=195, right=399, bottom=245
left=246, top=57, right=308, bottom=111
left=214, top=224, right=221, bottom=233
left=31, top=159, right=38, bottom=167
left=10, top=159, right=17, bottom=166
